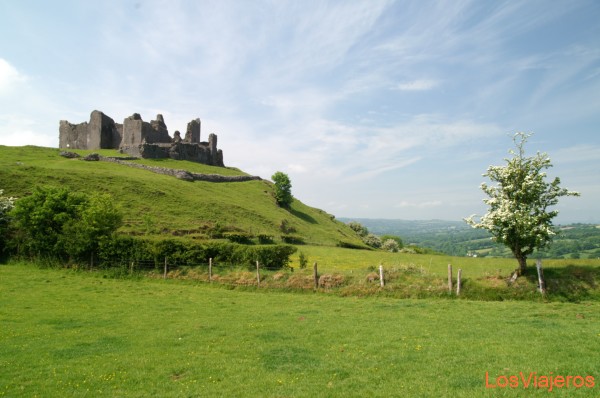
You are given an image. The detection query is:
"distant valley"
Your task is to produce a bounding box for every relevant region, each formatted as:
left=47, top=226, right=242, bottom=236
left=339, top=218, right=600, bottom=259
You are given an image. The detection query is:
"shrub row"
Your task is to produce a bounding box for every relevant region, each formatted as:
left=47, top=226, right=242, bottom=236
left=97, top=235, right=297, bottom=270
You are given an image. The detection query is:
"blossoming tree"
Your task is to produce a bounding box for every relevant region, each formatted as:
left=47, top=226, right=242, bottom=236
left=465, top=133, right=579, bottom=274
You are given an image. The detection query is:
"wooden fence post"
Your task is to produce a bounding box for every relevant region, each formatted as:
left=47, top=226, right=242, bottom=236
left=209, top=258, right=213, bottom=282
left=456, top=268, right=462, bottom=296
left=379, top=264, right=384, bottom=287
left=447, top=264, right=453, bottom=293
left=256, top=260, right=261, bottom=286
left=130, top=261, right=134, bottom=275
left=536, top=259, right=546, bottom=296
left=313, top=262, right=318, bottom=289
left=163, top=257, right=167, bottom=279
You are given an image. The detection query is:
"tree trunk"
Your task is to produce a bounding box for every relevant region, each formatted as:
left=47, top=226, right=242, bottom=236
left=515, top=254, right=527, bottom=275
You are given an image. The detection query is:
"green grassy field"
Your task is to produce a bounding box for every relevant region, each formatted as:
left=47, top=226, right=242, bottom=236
left=0, top=146, right=363, bottom=247
left=2, top=263, right=599, bottom=397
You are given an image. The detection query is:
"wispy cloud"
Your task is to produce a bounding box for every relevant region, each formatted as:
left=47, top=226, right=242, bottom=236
left=552, top=144, right=600, bottom=164
left=1, top=1, right=597, bottom=221
left=396, top=79, right=439, bottom=91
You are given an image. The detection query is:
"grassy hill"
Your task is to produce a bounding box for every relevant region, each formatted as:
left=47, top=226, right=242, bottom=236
left=0, top=146, right=364, bottom=247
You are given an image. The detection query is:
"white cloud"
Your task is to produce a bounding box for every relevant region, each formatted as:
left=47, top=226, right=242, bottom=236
left=0, top=58, right=27, bottom=93
left=0, top=1, right=597, bottom=222
left=553, top=144, right=600, bottom=164
left=287, top=164, right=308, bottom=173
left=0, top=115, right=56, bottom=147
left=396, top=79, right=439, bottom=91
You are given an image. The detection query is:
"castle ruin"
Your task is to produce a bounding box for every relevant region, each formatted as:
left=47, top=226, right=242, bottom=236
left=59, top=110, right=224, bottom=167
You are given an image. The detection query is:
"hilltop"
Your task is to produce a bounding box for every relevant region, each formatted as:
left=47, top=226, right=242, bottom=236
left=0, top=146, right=364, bottom=247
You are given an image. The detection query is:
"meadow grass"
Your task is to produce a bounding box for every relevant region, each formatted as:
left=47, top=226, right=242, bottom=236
left=2, top=263, right=600, bottom=397
left=286, top=246, right=600, bottom=301
left=0, top=146, right=362, bottom=247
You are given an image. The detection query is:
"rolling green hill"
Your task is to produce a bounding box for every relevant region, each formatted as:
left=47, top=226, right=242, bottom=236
left=0, top=146, right=364, bottom=247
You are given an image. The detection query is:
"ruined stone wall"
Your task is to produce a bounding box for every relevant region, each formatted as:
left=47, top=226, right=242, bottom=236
left=90, top=110, right=121, bottom=149
left=59, top=110, right=225, bottom=167
left=102, top=157, right=257, bottom=182
left=59, top=120, right=89, bottom=149
left=121, top=113, right=179, bottom=156
left=59, top=110, right=120, bottom=150
left=185, top=118, right=200, bottom=143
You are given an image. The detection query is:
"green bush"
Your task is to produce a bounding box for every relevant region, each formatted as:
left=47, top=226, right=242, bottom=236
left=257, top=234, right=274, bottom=244
left=0, top=189, right=15, bottom=257
left=253, top=245, right=297, bottom=269
left=224, top=232, right=254, bottom=244
left=363, top=234, right=382, bottom=248
left=382, top=239, right=400, bottom=252
left=281, top=235, right=304, bottom=244
left=97, top=235, right=153, bottom=265
left=10, top=187, right=121, bottom=262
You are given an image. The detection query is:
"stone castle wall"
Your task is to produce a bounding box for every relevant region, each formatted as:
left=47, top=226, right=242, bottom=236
left=59, top=110, right=224, bottom=167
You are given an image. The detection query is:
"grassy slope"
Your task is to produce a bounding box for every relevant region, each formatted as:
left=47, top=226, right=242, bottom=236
left=0, top=146, right=363, bottom=246
left=1, top=263, right=599, bottom=397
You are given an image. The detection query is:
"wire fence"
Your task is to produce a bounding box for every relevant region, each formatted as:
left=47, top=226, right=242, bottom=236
left=84, top=256, right=467, bottom=296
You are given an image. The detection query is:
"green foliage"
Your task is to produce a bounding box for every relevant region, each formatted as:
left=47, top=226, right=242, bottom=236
left=96, top=236, right=297, bottom=270
left=465, top=133, right=580, bottom=272
left=252, top=244, right=297, bottom=269
left=0, top=189, right=15, bottom=224
left=362, top=233, right=382, bottom=248
left=0, top=189, right=15, bottom=257
left=62, top=193, right=123, bottom=261
left=381, top=238, right=400, bottom=252
left=271, top=171, right=293, bottom=208
left=97, top=235, right=153, bottom=264
left=10, top=187, right=87, bottom=259
left=257, top=234, right=274, bottom=244
left=380, top=234, right=403, bottom=248
left=347, top=221, right=369, bottom=237
left=281, top=235, right=305, bottom=245
left=10, top=187, right=122, bottom=262
left=223, top=232, right=254, bottom=244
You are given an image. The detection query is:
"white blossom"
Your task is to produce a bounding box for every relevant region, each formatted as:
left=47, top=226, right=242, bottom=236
left=464, top=133, right=579, bottom=271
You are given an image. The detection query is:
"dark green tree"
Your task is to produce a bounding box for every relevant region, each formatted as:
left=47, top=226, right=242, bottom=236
left=62, top=193, right=123, bottom=262
left=272, top=171, right=293, bottom=208
left=10, top=187, right=122, bottom=262
left=11, top=187, right=87, bottom=258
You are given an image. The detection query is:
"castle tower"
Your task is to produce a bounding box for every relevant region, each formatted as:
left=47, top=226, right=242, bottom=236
left=185, top=118, right=201, bottom=143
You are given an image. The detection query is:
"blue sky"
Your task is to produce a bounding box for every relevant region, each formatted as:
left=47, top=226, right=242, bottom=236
left=1, top=0, right=599, bottom=223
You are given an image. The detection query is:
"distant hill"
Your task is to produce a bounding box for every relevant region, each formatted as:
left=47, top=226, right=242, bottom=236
left=0, top=146, right=365, bottom=248
left=339, top=218, right=600, bottom=259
